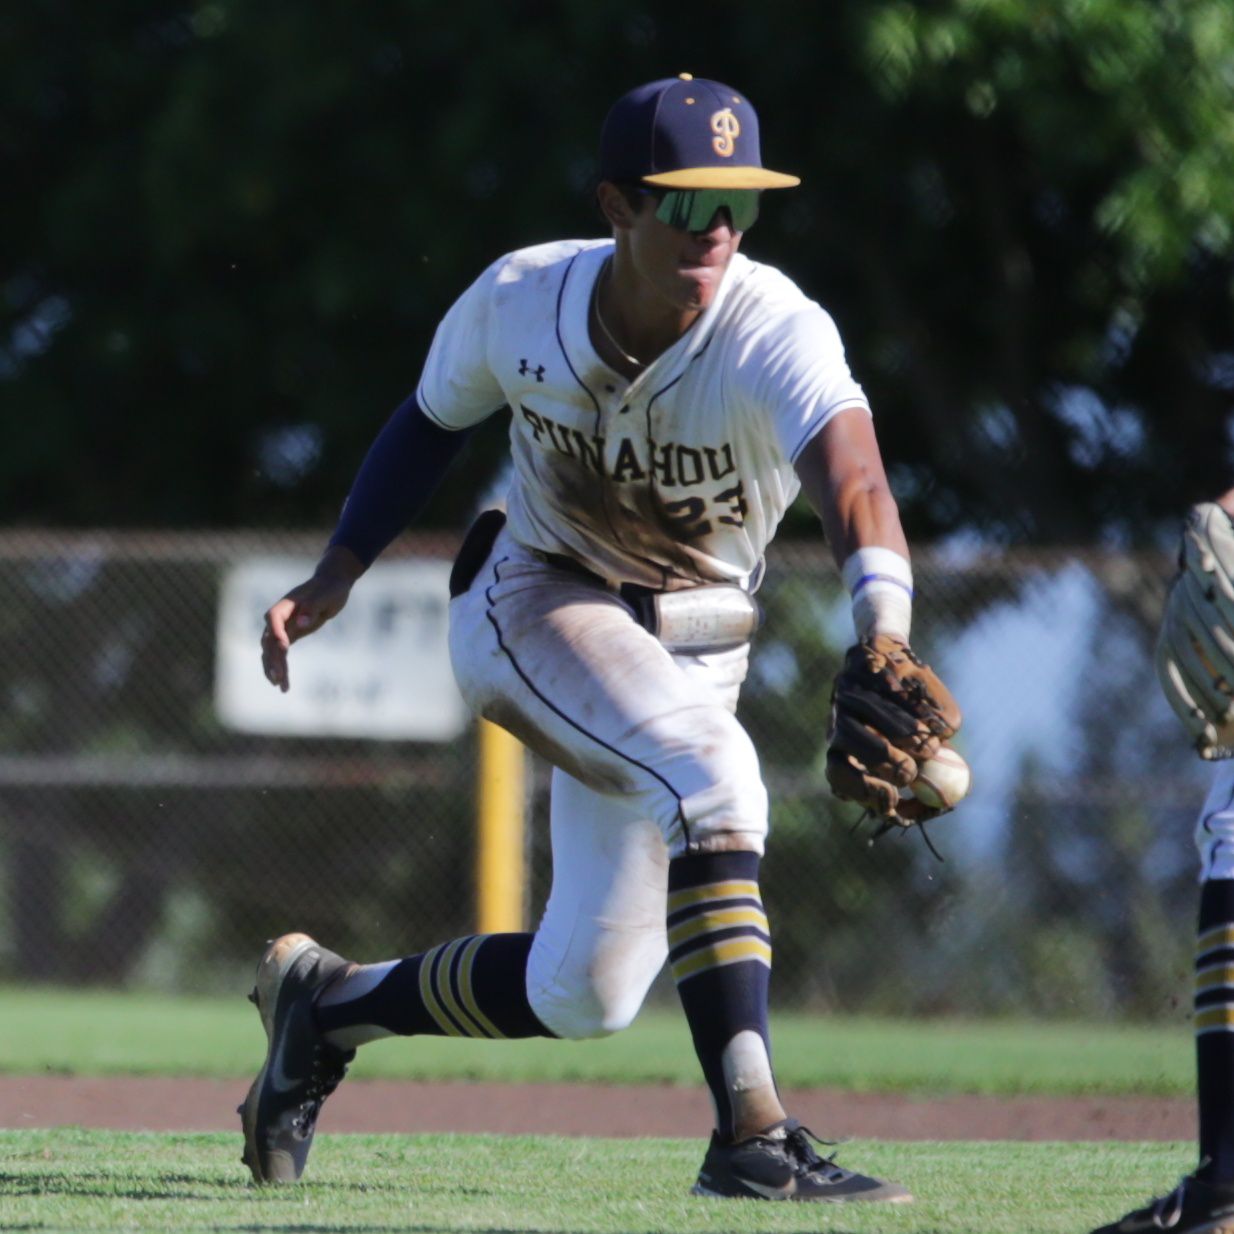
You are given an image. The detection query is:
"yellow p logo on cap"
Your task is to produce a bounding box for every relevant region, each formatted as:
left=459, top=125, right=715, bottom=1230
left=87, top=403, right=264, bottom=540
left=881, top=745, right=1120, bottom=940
left=710, top=108, right=740, bottom=157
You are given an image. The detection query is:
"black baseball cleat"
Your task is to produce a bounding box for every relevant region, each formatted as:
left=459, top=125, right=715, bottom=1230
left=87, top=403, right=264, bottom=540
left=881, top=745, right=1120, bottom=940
left=239, top=932, right=356, bottom=1185
left=691, top=1118, right=912, bottom=1203
left=1092, top=1174, right=1234, bottom=1233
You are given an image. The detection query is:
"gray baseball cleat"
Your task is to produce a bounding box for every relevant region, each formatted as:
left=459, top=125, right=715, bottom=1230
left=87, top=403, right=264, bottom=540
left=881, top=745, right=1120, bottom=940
left=1091, top=1174, right=1234, bottom=1233
left=239, top=932, right=356, bottom=1184
left=691, top=1118, right=912, bottom=1203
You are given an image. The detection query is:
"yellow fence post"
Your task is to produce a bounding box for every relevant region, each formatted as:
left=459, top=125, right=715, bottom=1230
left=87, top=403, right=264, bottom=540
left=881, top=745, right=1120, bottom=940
left=476, top=719, right=527, bottom=932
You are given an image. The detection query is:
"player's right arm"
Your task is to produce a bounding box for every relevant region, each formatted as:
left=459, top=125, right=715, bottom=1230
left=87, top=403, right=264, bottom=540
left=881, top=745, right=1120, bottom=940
left=261, top=398, right=475, bottom=691
left=262, top=257, right=510, bottom=691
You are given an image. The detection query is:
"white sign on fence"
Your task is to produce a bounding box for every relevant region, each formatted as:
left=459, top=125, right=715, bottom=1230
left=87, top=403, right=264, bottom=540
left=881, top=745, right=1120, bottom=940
left=214, top=556, right=467, bottom=740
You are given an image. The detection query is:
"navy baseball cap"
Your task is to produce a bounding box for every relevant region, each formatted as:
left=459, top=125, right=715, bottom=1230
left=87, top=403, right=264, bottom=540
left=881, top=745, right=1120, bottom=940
left=599, top=73, right=800, bottom=190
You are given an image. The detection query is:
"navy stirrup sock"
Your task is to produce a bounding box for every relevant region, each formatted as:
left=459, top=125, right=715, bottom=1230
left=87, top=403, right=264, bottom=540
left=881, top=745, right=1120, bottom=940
left=668, top=850, right=777, bottom=1141
left=1197, top=879, right=1234, bottom=1181
left=314, top=932, right=553, bottom=1040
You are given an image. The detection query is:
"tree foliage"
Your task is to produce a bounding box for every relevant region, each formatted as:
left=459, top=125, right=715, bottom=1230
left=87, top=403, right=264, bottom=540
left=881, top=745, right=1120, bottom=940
left=5, top=0, right=1233, bottom=541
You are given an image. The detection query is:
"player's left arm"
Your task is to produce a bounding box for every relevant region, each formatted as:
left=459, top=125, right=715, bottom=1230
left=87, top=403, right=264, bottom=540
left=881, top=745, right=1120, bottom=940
left=794, top=408, right=964, bottom=823
left=750, top=299, right=911, bottom=641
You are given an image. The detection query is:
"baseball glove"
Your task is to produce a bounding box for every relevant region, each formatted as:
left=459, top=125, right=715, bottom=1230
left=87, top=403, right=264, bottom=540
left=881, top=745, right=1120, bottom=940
left=1156, top=502, right=1234, bottom=760
left=826, top=634, right=963, bottom=825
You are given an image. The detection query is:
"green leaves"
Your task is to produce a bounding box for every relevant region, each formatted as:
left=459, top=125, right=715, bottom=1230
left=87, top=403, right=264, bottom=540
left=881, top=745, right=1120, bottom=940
left=862, top=0, right=1234, bottom=282
left=7, top=2, right=1232, bottom=540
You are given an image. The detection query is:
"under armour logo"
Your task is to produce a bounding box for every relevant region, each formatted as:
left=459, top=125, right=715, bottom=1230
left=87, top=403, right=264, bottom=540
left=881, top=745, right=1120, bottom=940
left=519, top=359, right=545, bottom=382
left=710, top=108, right=740, bottom=158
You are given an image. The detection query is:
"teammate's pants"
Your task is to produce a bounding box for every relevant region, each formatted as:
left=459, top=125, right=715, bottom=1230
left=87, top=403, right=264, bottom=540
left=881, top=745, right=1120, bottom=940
left=1192, top=761, right=1234, bottom=1180
left=448, top=526, right=769, bottom=1039
left=1197, top=763, right=1234, bottom=882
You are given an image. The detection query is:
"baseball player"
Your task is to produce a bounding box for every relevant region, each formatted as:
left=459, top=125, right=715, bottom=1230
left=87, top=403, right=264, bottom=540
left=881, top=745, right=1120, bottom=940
left=242, top=74, right=961, bottom=1202
left=1095, top=493, right=1234, bottom=1234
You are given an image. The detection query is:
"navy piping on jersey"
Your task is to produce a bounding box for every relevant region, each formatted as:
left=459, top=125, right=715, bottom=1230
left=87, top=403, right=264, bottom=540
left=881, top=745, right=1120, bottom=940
left=554, top=251, right=635, bottom=560
left=553, top=252, right=604, bottom=421
left=415, top=388, right=450, bottom=429
left=416, top=380, right=503, bottom=432
left=482, top=553, right=692, bottom=848
left=644, top=338, right=709, bottom=415
left=642, top=348, right=701, bottom=441
left=642, top=343, right=713, bottom=591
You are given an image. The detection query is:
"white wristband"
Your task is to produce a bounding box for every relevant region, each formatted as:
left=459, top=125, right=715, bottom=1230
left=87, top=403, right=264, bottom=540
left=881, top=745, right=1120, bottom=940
left=841, top=547, right=913, bottom=641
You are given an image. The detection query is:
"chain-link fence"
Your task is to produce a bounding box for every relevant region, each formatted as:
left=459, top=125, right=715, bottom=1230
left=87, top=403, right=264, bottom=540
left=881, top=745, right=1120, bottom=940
left=0, top=529, right=1210, bottom=1018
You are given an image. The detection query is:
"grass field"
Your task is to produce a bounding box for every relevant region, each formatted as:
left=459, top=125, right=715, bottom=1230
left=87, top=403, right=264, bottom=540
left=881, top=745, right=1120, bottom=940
left=0, top=1128, right=1195, bottom=1233
left=0, top=989, right=1197, bottom=1231
left=0, top=987, right=1193, bottom=1095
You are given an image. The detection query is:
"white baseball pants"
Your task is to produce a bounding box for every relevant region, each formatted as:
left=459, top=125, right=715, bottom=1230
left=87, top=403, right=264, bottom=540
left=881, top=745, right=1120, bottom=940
left=447, top=526, right=769, bottom=1038
left=1198, top=760, right=1234, bottom=882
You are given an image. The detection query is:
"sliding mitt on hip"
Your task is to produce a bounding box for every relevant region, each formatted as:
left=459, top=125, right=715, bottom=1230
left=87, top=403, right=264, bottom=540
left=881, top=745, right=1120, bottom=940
left=825, top=634, right=963, bottom=826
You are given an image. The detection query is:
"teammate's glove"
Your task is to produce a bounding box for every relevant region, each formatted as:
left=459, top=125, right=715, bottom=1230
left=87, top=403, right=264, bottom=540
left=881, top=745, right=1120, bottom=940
left=825, top=634, right=962, bottom=825
left=1156, top=502, right=1234, bottom=759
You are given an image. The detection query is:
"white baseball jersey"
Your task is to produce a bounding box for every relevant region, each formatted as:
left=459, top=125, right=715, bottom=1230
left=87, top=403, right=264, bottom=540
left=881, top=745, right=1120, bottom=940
left=417, top=239, right=870, bottom=589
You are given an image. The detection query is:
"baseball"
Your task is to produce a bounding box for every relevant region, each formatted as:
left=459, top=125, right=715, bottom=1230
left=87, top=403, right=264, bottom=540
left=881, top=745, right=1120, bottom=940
left=906, top=747, right=972, bottom=810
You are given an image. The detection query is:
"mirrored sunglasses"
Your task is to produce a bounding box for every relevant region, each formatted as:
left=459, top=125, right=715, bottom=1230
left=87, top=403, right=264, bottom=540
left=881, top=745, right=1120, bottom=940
left=644, top=187, right=761, bottom=233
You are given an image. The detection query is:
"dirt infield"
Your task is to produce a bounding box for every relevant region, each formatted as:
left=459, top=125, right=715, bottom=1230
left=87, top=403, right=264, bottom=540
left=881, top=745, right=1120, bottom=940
left=0, top=1076, right=1193, bottom=1140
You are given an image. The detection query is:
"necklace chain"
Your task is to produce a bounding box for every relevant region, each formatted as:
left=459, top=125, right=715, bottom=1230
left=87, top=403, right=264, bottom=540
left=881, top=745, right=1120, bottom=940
left=593, top=260, right=645, bottom=370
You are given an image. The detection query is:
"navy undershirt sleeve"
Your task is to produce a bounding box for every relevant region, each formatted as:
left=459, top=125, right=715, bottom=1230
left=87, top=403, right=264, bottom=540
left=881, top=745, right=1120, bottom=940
left=328, top=394, right=477, bottom=567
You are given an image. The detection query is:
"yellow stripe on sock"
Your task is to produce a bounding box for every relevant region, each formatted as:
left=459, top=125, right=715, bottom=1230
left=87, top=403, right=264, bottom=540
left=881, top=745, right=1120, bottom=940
left=667, top=906, right=769, bottom=950
left=1196, top=1004, right=1234, bottom=1033
left=419, top=943, right=464, bottom=1036
left=1197, top=925, right=1234, bottom=955
left=1196, top=963, right=1234, bottom=994
left=432, top=938, right=491, bottom=1039
left=456, top=936, right=507, bottom=1040
left=671, top=937, right=772, bottom=983
left=667, top=880, right=762, bottom=915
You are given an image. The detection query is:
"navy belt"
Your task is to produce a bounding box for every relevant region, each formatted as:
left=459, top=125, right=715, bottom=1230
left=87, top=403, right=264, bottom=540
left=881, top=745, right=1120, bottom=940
left=537, top=551, right=656, bottom=607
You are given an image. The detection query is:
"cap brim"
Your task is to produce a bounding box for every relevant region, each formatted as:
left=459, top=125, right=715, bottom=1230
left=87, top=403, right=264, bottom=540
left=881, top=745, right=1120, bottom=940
left=643, top=166, right=801, bottom=189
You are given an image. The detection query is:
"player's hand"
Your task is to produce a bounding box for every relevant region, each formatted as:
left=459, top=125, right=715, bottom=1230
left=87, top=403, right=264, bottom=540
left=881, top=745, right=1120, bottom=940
left=824, top=634, right=962, bottom=826
left=261, top=548, right=365, bottom=692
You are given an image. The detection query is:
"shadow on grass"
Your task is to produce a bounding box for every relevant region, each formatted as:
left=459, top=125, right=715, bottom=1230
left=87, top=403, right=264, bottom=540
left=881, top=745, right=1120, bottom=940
left=1, top=1182, right=222, bottom=1202
left=214, top=1224, right=868, bottom=1234
left=3, top=1170, right=890, bottom=1234
left=210, top=1226, right=871, bottom=1234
